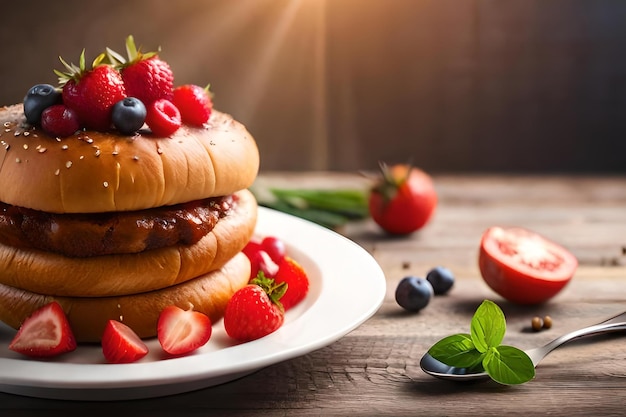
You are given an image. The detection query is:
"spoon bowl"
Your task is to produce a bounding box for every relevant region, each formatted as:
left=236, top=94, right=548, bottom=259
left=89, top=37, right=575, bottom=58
left=420, top=311, right=626, bottom=382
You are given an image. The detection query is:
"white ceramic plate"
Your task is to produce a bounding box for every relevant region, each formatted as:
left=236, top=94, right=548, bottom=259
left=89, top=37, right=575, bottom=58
left=0, top=207, right=385, bottom=401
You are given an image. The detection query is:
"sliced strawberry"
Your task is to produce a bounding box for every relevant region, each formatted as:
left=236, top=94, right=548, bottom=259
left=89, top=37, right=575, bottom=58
left=173, top=84, right=213, bottom=126
left=9, top=302, right=77, bottom=358
left=224, top=275, right=286, bottom=342
left=146, top=99, right=181, bottom=136
left=101, top=320, right=149, bottom=364
left=274, top=257, right=310, bottom=310
left=157, top=305, right=212, bottom=355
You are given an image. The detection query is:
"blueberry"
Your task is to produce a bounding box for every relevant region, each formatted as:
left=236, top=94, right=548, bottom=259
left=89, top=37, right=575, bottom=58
left=112, top=97, right=147, bottom=135
left=426, top=266, right=455, bottom=295
left=395, top=276, right=433, bottom=312
left=23, top=84, right=62, bottom=125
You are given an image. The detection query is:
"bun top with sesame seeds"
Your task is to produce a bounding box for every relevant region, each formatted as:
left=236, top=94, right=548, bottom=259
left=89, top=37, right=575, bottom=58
left=0, top=104, right=259, bottom=213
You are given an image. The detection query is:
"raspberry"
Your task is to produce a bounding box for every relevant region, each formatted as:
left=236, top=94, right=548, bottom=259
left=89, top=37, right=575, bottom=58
left=145, top=99, right=181, bottom=137
left=173, top=85, right=212, bottom=126
left=40, top=104, right=80, bottom=137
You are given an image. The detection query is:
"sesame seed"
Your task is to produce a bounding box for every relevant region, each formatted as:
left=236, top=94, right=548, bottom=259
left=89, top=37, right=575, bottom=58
left=133, top=155, right=139, bottom=161
left=95, top=149, right=101, bottom=157
left=15, top=158, right=21, bottom=163
left=66, top=161, right=72, bottom=168
left=23, top=144, right=28, bottom=150
left=54, top=169, right=60, bottom=175
left=38, top=147, right=47, bottom=153
left=112, top=151, right=119, bottom=156
left=103, top=181, right=109, bottom=188
left=4, top=129, right=10, bottom=133
left=62, top=144, right=69, bottom=150
left=79, top=155, right=84, bottom=160
left=23, top=131, right=30, bottom=137
left=157, top=147, right=163, bottom=154
left=13, top=131, right=20, bottom=137
left=3, top=122, right=10, bottom=127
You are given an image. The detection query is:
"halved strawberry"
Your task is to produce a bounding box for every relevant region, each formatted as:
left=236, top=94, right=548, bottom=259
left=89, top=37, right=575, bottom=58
left=101, top=320, right=149, bottom=364
left=273, top=257, right=310, bottom=310
left=9, top=302, right=77, bottom=358
left=224, top=275, right=286, bottom=342
left=157, top=305, right=212, bottom=355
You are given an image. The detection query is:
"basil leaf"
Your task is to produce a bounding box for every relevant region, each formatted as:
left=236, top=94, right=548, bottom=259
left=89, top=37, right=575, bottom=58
left=483, top=345, right=535, bottom=385
left=428, top=334, right=484, bottom=368
left=471, top=300, right=506, bottom=353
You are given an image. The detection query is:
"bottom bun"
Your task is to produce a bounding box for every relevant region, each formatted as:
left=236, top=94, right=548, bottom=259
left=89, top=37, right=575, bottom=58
left=0, top=252, right=250, bottom=343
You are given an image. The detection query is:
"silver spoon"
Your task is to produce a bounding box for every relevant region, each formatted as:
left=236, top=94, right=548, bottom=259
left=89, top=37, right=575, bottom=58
left=420, top=311, right=626, bottom=382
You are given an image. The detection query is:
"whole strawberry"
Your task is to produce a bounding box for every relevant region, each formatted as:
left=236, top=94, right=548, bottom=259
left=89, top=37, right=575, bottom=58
left=108, top=35, right=174, bottom=106
left=273, top=257, right=310, bottom=310
left=55, top=51, right=126, bottom=131
left=173, top=84, right=213, bottom=126
left=224, top=274, right=286, bottom=342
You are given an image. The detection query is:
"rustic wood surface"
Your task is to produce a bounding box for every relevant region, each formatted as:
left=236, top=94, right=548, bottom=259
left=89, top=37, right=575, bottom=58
left=1, top=173, right=626, bottom=416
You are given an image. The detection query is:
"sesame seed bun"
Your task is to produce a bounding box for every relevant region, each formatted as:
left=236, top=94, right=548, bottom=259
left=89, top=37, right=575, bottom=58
left=0, top=104, right=259, bottom=213
left=0, top=252, right=251, bottom=342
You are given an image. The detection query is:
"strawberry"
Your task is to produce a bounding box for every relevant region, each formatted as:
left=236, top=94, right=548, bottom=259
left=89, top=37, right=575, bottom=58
left=224, top=275, right=286, bottom=342
left=145, top=99, right=181, bottom=136
left=9, top=302, right=77, bottom=358
left=108, top=35, right=174, bottom=106
left=55, top=51, right=126, bottom=131
left=157, top=305, right=212, bottom=356
left=173, top=84, right=213, bottom=126
left=273, top=257, right=310, bottom=310
left=101, top=320, right=149, bottom=364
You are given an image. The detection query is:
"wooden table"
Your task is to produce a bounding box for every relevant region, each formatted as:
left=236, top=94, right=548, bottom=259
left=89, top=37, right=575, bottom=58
left=2, top=173, right=626, bottom=416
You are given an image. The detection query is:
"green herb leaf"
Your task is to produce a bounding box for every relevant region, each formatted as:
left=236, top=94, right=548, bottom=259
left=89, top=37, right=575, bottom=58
left=482, top=345, right=535, bottom=385
left=428, top=334, right=484, bottom=368
left=471, top=300, right=506, bottom=353
left=424, top=300, right=536, bottom=385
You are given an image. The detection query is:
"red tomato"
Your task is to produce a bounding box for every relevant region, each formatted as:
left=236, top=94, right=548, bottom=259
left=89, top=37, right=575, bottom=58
left=368, top=164, right=437, bottom=234
left=479, top=226, right=578, bottom=304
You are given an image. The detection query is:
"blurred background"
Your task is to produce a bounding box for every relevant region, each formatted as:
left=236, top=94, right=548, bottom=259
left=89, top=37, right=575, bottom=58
left=2, top=0, right=625, bottom=173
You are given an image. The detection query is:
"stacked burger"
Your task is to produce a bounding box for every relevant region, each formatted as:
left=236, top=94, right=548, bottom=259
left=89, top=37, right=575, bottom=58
left=0, top=38, right=259, bottom=342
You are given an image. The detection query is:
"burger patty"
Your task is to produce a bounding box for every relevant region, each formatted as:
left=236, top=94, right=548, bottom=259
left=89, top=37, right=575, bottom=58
left=0, top=195, right=235, bottom=258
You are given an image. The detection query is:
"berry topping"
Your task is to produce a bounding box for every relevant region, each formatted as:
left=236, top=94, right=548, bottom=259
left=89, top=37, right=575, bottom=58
left=23, top=84, right=61, bottom=125
left=9, top=302, right=77, bottom=358
left=108, top=35, right=174, bottom=106
left=173, top=84, right=213, bottom=126
left=40, top=104, right=80, bottom=137
left=146, top=98, right=182, bottom=137
left=112, top=97, right=147, bottom=135
left=55, top=51, right=127, bottom=131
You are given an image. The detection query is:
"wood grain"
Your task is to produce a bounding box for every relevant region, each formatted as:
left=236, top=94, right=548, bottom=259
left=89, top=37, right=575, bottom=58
left=1, top=173, right=625, bottom=416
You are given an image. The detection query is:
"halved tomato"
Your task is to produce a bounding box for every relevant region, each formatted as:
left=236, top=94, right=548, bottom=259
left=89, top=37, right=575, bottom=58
left=478, top=226, right=578, bottom=304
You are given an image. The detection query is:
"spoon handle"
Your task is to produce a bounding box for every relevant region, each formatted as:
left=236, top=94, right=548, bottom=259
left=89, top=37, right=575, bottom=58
left=525, top=313, right=626, bottom=366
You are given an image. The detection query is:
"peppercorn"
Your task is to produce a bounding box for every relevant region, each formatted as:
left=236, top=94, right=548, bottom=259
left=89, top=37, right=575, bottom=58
left=543, top=315, right=553, bottom=329
left=531, top=316, right=543, bottom=331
